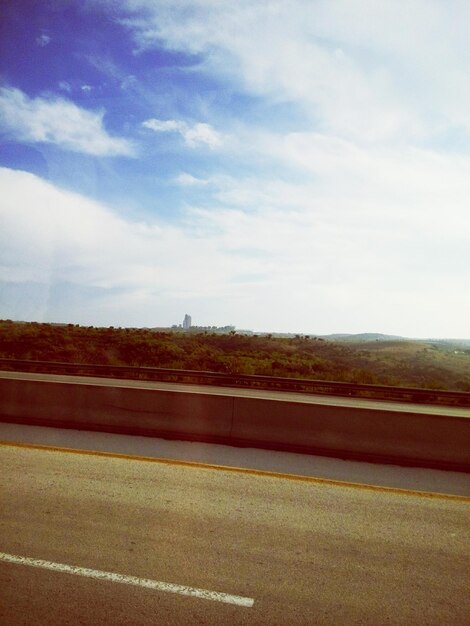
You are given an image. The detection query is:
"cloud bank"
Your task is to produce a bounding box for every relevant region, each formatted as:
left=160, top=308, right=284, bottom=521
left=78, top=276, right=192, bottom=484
left=1, top=164, right=469, bottom=336
left=120, top=0, right=470, bottom=144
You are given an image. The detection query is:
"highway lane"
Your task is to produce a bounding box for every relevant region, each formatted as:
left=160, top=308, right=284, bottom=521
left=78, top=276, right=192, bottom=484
left=1, top=369, right=468, bottom=417
left=1, top=443, right=469, bottom=625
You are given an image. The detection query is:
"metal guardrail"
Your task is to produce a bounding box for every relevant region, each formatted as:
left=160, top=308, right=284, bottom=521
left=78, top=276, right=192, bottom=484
left=0, top=358, right=469, bottom=407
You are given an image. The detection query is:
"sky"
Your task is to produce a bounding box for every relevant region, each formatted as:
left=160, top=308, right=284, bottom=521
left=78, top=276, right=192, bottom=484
left=0, top=0, right=469, bottom=337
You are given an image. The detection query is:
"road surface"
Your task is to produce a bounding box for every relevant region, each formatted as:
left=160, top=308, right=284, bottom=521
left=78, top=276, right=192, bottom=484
left=1, top=442, right=468, bottom=625
left=1, top=422, right=469, bottom=496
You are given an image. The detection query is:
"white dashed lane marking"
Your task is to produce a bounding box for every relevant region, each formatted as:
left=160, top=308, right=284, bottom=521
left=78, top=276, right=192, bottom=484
left=0, top=552, right=255, bottom=607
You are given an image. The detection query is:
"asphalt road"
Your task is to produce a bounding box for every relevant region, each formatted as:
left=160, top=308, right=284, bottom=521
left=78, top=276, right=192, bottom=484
left=1, top=370, right=468, bottom=417
left=1, top=443, right=469, bottom=625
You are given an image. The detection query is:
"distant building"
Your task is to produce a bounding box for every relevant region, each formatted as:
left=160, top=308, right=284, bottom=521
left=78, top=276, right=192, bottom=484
left=183, top=314, right=192, bottom=330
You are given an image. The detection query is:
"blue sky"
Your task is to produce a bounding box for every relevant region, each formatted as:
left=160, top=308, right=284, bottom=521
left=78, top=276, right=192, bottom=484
left=1, top=0, right=469, bottom=337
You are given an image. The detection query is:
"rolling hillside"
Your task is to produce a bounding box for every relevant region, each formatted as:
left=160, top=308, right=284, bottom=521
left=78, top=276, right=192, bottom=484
left=0, top=320, right=469, bottom=391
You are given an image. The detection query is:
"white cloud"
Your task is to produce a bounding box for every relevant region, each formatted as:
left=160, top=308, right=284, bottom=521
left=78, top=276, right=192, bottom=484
left=120, top=0, right=470, bottom=144
left=120, top=74, right=138, bottom=90
left=81, top=84, right=93, bottom=93
left=0, top=86, right=135, bottom=156
left=143, top=118, right=222, bottom=148
left=58, top=81, right=72, bottom=93
left=143, top=119, right=185, bottom=133
left=36, top=34, right=51, bottom=47
left=184, top=123, right=222, bottom=148
left=175, top=173, right=209, bottom=186
left=0, top=167, right=248, bottom=295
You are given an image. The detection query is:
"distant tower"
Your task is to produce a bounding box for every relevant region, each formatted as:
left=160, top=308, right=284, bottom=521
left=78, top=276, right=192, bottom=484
left=183, top=314, right=192, bottom=330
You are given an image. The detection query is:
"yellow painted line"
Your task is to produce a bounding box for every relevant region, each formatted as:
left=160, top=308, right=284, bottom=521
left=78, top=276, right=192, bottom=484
left=1, top=439, right=469, bottom=502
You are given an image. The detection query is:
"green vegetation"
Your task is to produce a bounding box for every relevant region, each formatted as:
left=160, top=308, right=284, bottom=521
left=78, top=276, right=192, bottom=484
left=0, top=320, right=469, bottom=391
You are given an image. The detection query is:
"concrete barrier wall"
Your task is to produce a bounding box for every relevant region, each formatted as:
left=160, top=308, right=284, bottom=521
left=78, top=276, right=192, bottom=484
left=0, top=378, right=234, bottom=440
left=1, top=377, right=469, bottom=471
left=231, top=397, right=470, bottom=468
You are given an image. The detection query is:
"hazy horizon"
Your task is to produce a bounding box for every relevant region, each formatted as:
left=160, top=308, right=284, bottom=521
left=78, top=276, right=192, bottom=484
left=1, top=2, right=469, bottom=337
left=2, top=317, right=469, bottom=343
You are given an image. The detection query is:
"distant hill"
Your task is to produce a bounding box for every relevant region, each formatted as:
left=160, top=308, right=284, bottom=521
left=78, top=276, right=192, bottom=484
left=427, top=338, right=470, bottom=349
left=322, top=333, right=405, bottom=342
left=321, top=333, right=470, bottom=348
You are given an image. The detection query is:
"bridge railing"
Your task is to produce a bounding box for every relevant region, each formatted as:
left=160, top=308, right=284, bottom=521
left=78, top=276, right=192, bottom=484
left=0, top=358, right=469, bottom=407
